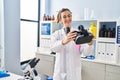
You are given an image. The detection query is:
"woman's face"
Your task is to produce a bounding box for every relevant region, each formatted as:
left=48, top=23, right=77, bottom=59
left=60, top=11, right=72, bottom=27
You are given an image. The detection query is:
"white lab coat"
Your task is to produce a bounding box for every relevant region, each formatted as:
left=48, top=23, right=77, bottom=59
left=50, top=27, right=93, bottom=80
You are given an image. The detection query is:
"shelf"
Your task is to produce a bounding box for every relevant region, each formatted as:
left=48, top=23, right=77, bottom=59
left=97, top=19, right=117, bottom=22
left=40, top=21, right=56, bottom=23
left=97, top=38, right=116, bottom=43
left=73, top=19, right=97, bottom=22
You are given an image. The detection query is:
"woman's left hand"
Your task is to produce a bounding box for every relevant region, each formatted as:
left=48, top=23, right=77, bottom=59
left=88, top=39, right=94, bottom=46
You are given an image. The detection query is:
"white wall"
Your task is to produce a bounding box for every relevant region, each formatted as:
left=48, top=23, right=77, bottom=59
left=40, top=0, right=51, bottom=20
left=40, top=0, right=45, bottom=20
left=50, top=0, right=120, bottom=20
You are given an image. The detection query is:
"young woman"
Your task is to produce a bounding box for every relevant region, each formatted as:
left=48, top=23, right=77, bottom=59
left=50, top=8, right=94, bottom=80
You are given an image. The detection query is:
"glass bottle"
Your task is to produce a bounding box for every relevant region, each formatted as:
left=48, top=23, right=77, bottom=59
left=112, top=28, right=116, bottom=38
left=102, top=25, right=108, bottom=37
left=107, top=28, right=112, bottom=38
left=51, top=15, right=55, bottom=21
left=99, top=24, right=106, bottom=37
left=47, top=15, right=49, bottom=21
left=43, top=14, right=47, bottom=21
left=99, top=27, right=103, bottom=37
left=104, top=28, right=108, bottom=37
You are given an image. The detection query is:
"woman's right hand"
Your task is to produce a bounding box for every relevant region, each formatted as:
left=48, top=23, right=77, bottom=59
left=62, top=31, right=77, bottom=45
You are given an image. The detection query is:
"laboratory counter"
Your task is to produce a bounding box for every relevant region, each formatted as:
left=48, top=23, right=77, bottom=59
left=82, top=58, right=120, bottom=67
left=36, top=52, right=120, bottom=80
left=36, top=52, right=120, bottom=67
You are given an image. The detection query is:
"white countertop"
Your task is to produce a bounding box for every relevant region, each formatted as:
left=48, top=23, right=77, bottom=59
left=36, top=51, right=56, bottom=57
left=82, top=58, right=120, bottom=67
left=36, top=52, right=120, bottom=67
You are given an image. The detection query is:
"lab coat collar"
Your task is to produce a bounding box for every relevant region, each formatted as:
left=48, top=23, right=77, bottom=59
left=61, top=27, right=74, bottom=35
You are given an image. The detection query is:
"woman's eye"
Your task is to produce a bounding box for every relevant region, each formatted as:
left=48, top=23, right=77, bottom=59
left=63, top=16, right=67, bottom=18
left=68, top=15, right=72, bottom=17
left=62, top=14, right=72, bottom=18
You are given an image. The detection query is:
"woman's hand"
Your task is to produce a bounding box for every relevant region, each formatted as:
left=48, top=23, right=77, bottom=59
left=62, top=31, right=77, bottom=45
left=88, top=39, right=94, bottom=46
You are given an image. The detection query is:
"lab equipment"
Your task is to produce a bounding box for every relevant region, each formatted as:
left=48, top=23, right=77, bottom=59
left=85, top=55, right=95, bottom=60
left=0, top=70, right=10, bottom=78
left=21, top=58, right=41, bottom=80
left=96, top=20, right=119, bottom=63
left=74, top=25, right=93, bottom=44
left=64, top=25, right=93, bottom=44
left=47, top=77, right=53, bottom=80
left=89, top=22, right=97, bottom=39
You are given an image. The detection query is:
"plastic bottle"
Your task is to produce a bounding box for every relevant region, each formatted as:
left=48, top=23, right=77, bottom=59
left=47, top=77, right=53, bottom=80
left=88, top=22, right=97, bottom=39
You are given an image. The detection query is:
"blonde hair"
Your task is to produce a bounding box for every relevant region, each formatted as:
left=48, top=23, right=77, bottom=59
left=56, top=8, right=72, bottom=24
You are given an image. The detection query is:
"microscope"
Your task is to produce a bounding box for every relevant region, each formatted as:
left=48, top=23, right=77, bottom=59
left=64, top=25, right=93, bottom=44
left=21, top=58, right=41, bottom=80
left=74, top=25, right=93, bottom=44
